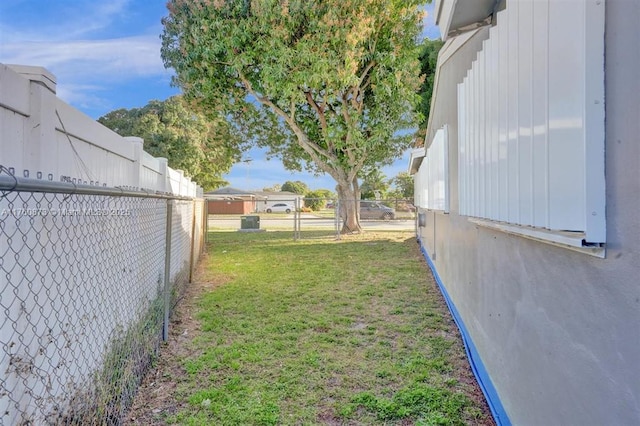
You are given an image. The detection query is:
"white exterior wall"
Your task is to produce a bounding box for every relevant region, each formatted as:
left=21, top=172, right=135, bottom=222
left=414, top=0, right=640, bottom=424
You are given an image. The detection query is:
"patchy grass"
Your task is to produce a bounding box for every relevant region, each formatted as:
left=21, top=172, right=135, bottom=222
left=126, top=231, right=493, bottom=425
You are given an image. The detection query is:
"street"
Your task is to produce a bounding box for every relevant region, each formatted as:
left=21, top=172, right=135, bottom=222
left=207, top=213, right=416, bottom=232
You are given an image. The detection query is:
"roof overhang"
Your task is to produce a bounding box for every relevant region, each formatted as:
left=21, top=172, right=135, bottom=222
left=408, top=147, right=426, bottom=175
left=435, top=0, right=498, bottom=41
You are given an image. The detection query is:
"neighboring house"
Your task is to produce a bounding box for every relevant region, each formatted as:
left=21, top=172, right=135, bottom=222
left=204, top=187, right=262, bottom=214
left=252, top=191, right=304, bottom=212
left=410, top=1, right=639, bottom=425
left=203, top=187, right=304, bottom=214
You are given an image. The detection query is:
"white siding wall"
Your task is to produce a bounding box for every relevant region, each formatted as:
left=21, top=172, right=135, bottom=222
left=457, top=0, right=605, bottom=243
left=414, top=158, right=427, bottom=209
left=416, top=126, right=449, bottom=212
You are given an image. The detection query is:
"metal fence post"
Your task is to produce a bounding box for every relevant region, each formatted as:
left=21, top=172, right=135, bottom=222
left=163, top=199, right=173, bottom=341
left=204, top=198, right=209, bottom=244
left=294, top=198, right=301, bottom=241
left=298, top=198, right=302, bottom=239
left=335, top=199, right=341, bottom=240
left=188, top=200, right=197, bottom=283
left=293, top=199, right=298, bottom=241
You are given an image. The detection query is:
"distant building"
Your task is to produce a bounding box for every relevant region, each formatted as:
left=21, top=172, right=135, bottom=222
left=204, top=187, right=304, bottom=214
left=252, top=191, right=303, bottom=212
left=204, top=187, right=260, bottom=214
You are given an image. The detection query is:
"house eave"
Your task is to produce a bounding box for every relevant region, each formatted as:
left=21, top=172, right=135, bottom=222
left=408, top=147, right=427, bottom=175
left=435, top=0, right=498, bottom=41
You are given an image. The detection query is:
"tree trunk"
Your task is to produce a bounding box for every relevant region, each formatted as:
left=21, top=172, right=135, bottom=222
left=337, top=178, right=362, bottom=234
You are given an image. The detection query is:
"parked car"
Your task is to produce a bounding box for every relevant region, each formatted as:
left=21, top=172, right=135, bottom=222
left=359, top=201, right=395, bottom=220
left=266, top=203, right=294, bottom=213
left=395, top=200, right=416, bottom=212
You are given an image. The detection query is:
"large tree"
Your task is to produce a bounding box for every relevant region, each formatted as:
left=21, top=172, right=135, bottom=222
left=98, top=96, right=243, bottom=191
left=416, top=37, right=444, bottom=143
left=389, top=171, right=414, bottom=199
left=360, top=168, right=389, bottom=200
left=161, top=0, right=424, bottom=233
left=281, top=180, right=309, bottom=195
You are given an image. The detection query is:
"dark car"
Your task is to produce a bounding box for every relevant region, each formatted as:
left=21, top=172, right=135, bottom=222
left=359, top=201, right=395, bottom=220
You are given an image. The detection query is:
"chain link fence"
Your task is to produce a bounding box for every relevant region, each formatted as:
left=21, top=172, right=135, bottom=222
left=206, top=197, right=415, bottom=239
left=0, top=175, right=205, bottom=425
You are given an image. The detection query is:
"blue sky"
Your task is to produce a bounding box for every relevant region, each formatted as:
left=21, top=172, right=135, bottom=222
left=0, top=0, right=439, bottom=192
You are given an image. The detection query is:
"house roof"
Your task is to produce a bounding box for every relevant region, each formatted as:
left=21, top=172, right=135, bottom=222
left=204, top=186, right=255, bottom=195
left=204, top=187, right=304, bottom=201
left=252, top=191, right=300, bottom=197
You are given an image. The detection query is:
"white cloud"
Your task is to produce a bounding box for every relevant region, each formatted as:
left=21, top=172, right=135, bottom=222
left=0, top=0, right=132, bottom=42
left=0, top=35, right=169, bottom=111
left=55, top=83, right=112, bottom=112
left=0, top=0, right=168, bottom=112
left=1, top=35, right=166, bottom=81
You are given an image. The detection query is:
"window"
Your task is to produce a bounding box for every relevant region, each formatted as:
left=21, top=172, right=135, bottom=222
left=413, top=126, right=449, bottom=212
left=456, top=0, right=605, bottom=255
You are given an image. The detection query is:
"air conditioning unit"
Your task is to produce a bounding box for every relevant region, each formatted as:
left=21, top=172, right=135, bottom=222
left=241, top=215, right=260, bottom=230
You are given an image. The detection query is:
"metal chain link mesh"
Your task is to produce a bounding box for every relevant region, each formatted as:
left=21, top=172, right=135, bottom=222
left=0, top=190, right=205, bottom=425
left=169, top=200, right=194, bottom=307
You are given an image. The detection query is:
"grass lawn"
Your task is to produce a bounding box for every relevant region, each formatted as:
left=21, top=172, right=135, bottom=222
left=126, top=231, right=494, bottom=425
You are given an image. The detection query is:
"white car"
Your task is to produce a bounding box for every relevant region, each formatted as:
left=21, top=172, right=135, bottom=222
left=266, top=203, right=294, bottom=213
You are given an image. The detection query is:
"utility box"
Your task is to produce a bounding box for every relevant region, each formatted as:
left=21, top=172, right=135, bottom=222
left=241, top=215, right=260, bottom=230
left=418, top=212, right=427, bottom=228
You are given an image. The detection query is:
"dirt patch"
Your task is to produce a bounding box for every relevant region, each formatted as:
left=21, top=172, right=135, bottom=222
left=125, top=252, right=222, bottom=425
left=407, top=239, right=496, bottom=425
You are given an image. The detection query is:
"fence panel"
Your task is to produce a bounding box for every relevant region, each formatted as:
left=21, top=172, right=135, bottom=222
left=0, top=179, right=205, bottom=424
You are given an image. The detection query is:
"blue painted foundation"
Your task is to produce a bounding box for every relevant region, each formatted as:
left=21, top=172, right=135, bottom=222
left=417, top=236, right=511, bottom=426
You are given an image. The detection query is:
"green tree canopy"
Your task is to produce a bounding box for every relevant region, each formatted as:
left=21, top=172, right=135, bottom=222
left=416, top=37, right=444, bottom=142
left=360, top=168, right=389, bottom=200
left=389, top=171, right=414, bottom=199
left=161, top=0, right=424, bottom=232
left=281, top=180, right=309, bottom=195
left=315, top=189, right=336, bottom=200
left=98, top=96, right=243, bottom=191
left=304, top=190, right=326, bottom=211
left=263, top=184, right=281, bottom=192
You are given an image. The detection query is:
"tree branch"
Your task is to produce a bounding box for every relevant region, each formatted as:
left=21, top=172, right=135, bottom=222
left=304, top=91, right=328, bottom=134
left=238, top=73, right=340, bottom=175
left=348, top=150, right=368, bottom=183
left=358, top=60, right=376, bottom=88
left=304, top=90, right=340, bottom=156
left=340, top=91, right=351, bottom=125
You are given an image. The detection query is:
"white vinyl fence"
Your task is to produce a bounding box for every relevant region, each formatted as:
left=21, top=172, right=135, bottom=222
left=0, top=64, right=206, bottom=424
